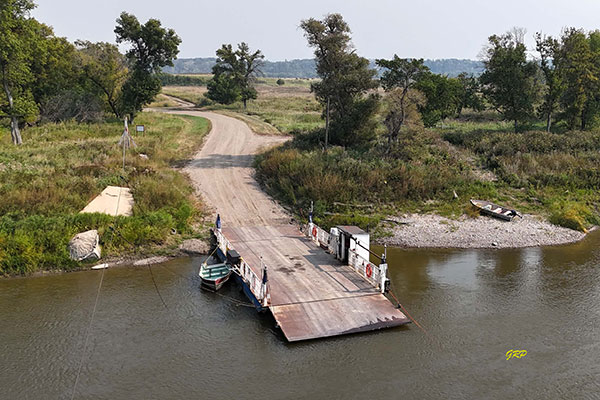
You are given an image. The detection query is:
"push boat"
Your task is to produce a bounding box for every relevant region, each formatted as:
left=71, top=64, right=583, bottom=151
left=199, top=260, right=232, bottom=291
left=470, top=199, right=521, bottom=221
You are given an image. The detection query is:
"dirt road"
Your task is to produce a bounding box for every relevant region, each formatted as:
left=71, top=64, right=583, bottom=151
left=164, top=109, right=289, bottom=226
left=155, top=105, right=409, bottom=341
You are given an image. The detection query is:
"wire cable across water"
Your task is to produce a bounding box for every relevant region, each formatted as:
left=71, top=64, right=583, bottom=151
left=70, top=268, right=105, bottom=400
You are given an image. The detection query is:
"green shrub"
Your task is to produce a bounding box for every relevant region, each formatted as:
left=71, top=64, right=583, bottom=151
left=255, top=132, right=471, bottom=217
left=549, top=202, right=593, bottom=232
left=133, top=173, right=188, bottom=212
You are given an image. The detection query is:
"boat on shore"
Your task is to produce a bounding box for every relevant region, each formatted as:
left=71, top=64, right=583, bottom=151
left=470, top=199, right=520, bottom=221
left=199, top=261, right=232, bottom=291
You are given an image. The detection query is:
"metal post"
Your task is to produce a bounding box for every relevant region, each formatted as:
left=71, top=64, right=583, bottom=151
left=308, top=200, right=314, bottom=238
left=122, top=117, right=128, bottom=171
left=384, top=244, right=387, bottom=264
left=379, top=262, right=388, bottom=294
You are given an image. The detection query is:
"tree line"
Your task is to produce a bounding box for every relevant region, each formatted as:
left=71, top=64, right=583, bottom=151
left=164, top=57, right=484, bottom=78
left=296, top=15, right=600, bottom=149
left=0, top=0, right=180, bottom=144
left=479, top=27, right=600, bottom=133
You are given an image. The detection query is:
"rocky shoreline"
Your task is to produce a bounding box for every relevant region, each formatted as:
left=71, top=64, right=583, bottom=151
left=377, top=213, right=588, bottom=249
left=4, top=239, right=212, bottom=279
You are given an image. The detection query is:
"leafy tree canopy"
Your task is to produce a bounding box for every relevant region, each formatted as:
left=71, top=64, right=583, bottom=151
left=114, top=12, right=181, bottom=120
left=555, top=28, right=599, bottom=130
left=375, top=56, right=429, bottom=144
left=415, top=72, right=462, bottom=127
left=206, top=42, right=264, bottom=108
left=76, top=40, right=128, bottom=118
left=480, top=28, right=538, bottom=132
left=301, top=13, right=378, bottom=147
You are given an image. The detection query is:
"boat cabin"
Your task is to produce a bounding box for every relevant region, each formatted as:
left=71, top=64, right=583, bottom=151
left=329, top=225, right=370, bottom=264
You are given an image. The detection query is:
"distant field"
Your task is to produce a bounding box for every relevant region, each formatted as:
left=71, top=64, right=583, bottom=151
left=161, top=79, right=323, bottom=134
left=148, top=93, right=183, bottom=108
left=170, top=74, right=317, bottom=88
left=161, top=85, right=207, bottom=104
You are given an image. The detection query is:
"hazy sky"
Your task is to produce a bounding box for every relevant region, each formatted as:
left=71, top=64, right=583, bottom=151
left=33, top=0, right=600, bottom=61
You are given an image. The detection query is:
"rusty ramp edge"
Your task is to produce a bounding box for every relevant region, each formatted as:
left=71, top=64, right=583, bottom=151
left=271, top=303, right=411, bottom=342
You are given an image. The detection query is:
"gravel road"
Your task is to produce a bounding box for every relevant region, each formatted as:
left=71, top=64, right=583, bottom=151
left=165, top=109, right=290, bottom=226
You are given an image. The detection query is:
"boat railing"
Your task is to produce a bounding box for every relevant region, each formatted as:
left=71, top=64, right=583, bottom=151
left=348, top=248, right=384, bottom=290
left=307, top=223, right=330, bottom=249
left=305, top=222, right=388, bottom=293
left=214, top=228, right=270, bottom=307
left=238, top=258, right=270, bottom=307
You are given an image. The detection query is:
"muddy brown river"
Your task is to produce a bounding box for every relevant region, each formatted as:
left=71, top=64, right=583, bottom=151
left=2, top=233, right=600, bottom=399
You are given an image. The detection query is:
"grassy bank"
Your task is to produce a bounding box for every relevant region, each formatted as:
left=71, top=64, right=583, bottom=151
left=441, top=123, right=600, bottom=231
left=0, top=112, right=211, bottom=276
left=255, top=114, right=600, bottom=233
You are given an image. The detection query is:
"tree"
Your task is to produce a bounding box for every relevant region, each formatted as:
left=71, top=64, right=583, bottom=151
left=236, top=42, right=264, bottom=108
left=535, top=33, right=563, bottom=132
left=375, top=56, right=429, bottom=143
left=206, top=72, right=240, bottom=105
left=76, top=40, right=128, bottom=118
left=115, top=12, right=181, bottom=121
left=556, top=28, right=598, bottom=130
left=415, top=72, right=462, bottom=127
left=381, top=88, right=424, bottom=147
left=206, top=44, right=242, bottom=104
left=480, top=29, right=538, bottom=132
left=30, top=24, right=79, bottom=102
left=206, top=43, right=263, bottom=108
left=0, top=0, right=36, bottom=144
left=456, top=73, right=484, bottom=116
left=301, top=13, right=378, bottom=147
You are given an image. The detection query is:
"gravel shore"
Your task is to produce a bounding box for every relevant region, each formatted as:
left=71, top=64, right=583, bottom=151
left=378, top=213, right=587, bottom=249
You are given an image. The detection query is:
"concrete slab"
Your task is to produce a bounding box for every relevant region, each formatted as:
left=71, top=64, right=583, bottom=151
left=81, top=186, right=134, bottom=216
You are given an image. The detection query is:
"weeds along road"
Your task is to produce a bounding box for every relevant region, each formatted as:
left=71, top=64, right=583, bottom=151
left=154, top=103, right=290, bottom=227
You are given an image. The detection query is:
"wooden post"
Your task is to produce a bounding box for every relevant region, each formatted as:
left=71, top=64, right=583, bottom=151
left=325, top=97, right=330, bottom=150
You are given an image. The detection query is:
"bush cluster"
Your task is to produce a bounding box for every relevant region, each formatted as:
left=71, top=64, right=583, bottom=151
left=255, top=130, right=479, bottom=229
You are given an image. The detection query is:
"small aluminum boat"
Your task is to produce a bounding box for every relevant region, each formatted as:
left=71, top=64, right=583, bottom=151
left=199, top=261, right=232, bottom=291
left=470, top=199, right=520, bottom=221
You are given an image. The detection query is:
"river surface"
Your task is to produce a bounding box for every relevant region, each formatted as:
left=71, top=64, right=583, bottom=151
left=2, top=234, right=600, bottom=399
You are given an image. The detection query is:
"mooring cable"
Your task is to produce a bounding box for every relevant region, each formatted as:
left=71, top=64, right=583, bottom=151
left=148, top=265, right=168, bottom=309
left=388, top=290, right=428, bottom=335
left=70, top=267, right=105, bottom=400
left=387, top=277, right=441, bottom=346
left=161, top=263, right=255, bottom=308
left=214, top=291, right=255, bottom=308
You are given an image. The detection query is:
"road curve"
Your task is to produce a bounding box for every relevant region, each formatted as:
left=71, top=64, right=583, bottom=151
left=163, top=109, right=290, bottom=226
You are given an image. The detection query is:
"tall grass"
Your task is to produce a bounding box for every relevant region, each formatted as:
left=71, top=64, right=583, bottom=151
left=442, top=125, right=600, bottom=230
left=0, top=112, right=211, bottom=276
left=254, top=129, right=500, bottom=229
